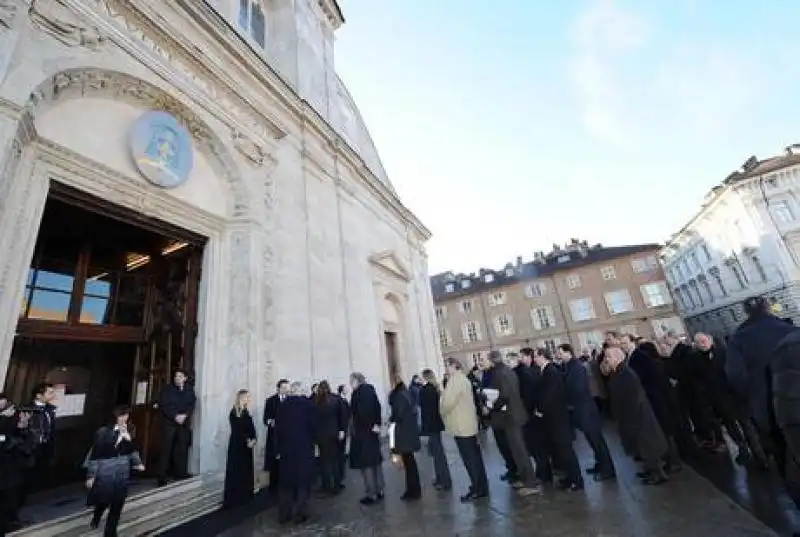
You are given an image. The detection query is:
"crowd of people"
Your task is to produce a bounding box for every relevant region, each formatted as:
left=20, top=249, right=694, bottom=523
left=3, top=295, right=800, bottom=535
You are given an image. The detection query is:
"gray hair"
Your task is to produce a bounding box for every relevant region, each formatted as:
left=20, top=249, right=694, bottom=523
left=488, top=350, right=503, bottom=364
left=350, top=372, right=366, bottom=385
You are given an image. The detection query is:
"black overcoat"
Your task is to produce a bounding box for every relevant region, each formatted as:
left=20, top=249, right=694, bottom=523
left=223, top=408, right=256, bottom=509
left=608, top=365, right=667, bottom=462
left=275, top=395, right=316, bottom=489
left=419, top=383, right=445, bottom=435
left=348, top=383, right=383, bottom=469
left=389, top=385, right=421, bottom=454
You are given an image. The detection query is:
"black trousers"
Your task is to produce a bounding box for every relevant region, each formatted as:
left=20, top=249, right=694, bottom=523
left=779, top=425, right=800, bottom=509
left=158, top=423, right=192, bottom=480
left=0, top=486, right=19, bottom=537
left=454, top=436, right=489, bottom=495
left=337, top=438, right=347, bottom=486
left=581, top=426, right=615, bottom=475
left=92, top=500, right=125, bottom=537
left=318, top=439, right=341, bottom=491
left=523, top=420, right=552, bottom=481
left=278, top=485, right=310, bottom=521
left=543, top=421, right=582, bottom=485
left=492, top=428, right=518, bottom=477
left=400, top=452, right=421, bottom=497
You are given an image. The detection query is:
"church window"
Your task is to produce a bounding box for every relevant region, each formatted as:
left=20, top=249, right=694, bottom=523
left=239, top=0, right=266, bottom=48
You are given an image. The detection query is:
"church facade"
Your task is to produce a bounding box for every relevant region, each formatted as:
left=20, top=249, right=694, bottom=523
left=0, top=0, right=438, bottom=477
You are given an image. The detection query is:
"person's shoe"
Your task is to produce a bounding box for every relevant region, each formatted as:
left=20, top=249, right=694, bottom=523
left=377, top=491, right=385, bottom=500
left=293, top=514, right=309, bottom=524
left=557, top=480, right=584, bottom=492
left=642, top=471, right=668, bottom=486
left=460, top=490, right=488, bottom=502
left=401, top=492, right=421, bottom=501
left=585, top=465, right=599, bottom=475
left=517, top=485, right=542, bottom=497
left=592, top=472, right=616, bottom=482
left=359, top=496, right=377, bottom=505
left=636, top=471, right=651, bottom=479
left=735, top=449, right=752, bottom=465
left=434, top=483, right=452, bottom=491
left=157, top=478, right=169, bottom=487
left=500, top=472, right=517, bottom=482
left=510, top=480, right=524, bottom=489
left=89, top=517, right=100, bottom=530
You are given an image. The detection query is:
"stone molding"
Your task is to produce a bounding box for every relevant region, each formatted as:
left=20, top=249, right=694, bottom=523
left=0, top=0, right=17, bottom=30
left=29, top=0, right=104, bottom=50
left=369, top=250, right=412, bottom=283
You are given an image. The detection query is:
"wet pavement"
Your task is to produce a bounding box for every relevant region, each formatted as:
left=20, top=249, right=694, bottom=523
left=213, top=429, right=777, bottom=537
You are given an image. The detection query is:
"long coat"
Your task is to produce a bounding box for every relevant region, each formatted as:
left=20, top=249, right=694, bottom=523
left=275, top=395, right=316, bottom=489
left=440, top=371, right=479, bottom=438
left=608, top=365, right=667, bottom=462
left=223, top=408, right=256, bottom=508
left=563, top=358, right=602, bottom=435
left=488, top=363, right=528, bottom=430
left=389, top=385, right=421, bottom=454
left=85, top=426, right=143, bottom=505
left=0, top=413, right=34, bottom=491
left=536, top=362, right=575, bottom=446
left=419, top=383, right=445, bottom=436
left=349, top=383, right=383, bottom=469
left=262, top=394, right=283, bottom=472
left=629, top=345, right=678, bottom=436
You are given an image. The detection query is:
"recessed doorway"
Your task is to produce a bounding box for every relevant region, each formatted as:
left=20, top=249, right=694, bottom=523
left=3, top=183, right=206, bottom=491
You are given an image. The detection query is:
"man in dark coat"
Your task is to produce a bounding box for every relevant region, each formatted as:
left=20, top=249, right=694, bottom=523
left=663, top=331, right=712, bottom=449
left=0, top=395, right=34, bottom=535
left=156, top=369, right=196, bottom=486
left=19, top=382, right=57, bottom=508
left=348, top=373, right=384, bottom=505
left=335, top=384, right=351, bottom=490
left=622, top=336, right=682, bottom=471
left=419, top=370, right=452, bottom=490
left=275, top=382, right=316, bottom=525
left=263, top=379, right=290, bottom=494
left=726, top=297, right=797, bottom=462
left=604, top=347, right=668, bottom=485
left=518, top=348, right=552, bottom=483
left=481, top=351, right=540, bottom=497
left=531, top=350, right=583, bottom=490
left=769, top=327, right=800, bottom=508
left=558, top=344, right=615, bottom=481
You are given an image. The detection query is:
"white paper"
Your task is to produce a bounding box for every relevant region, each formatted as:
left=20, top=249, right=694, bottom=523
left=135, top=381, right=148, bottom=405
left=388, top=422, right=396, bottom=451
left=56, top=394, right=86, bottom=417
left=483, top=389, right=499, bottom=405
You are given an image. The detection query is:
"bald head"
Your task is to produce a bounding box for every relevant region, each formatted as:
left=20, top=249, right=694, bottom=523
left=604, top=346, right=626, bottom=368
left=693, top=332, right=713, bottom=351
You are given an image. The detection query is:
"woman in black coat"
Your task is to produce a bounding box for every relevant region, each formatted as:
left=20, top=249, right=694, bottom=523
left=419, top=369, right=452, bottom=490
left=85, top=406, right=145, bottom=537
left=388, top=379, right=422, bottom=500
left=223, top=389, right=257, bottom=509
left=314, top=381, right=348, bottom=494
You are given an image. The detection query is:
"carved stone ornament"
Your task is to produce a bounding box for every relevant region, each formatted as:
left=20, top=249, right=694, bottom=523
left=29, top=0, right=104, bottom=49
left=232, top=130, right=267, bottom=166
left=0, top=0, right=17, bottom=30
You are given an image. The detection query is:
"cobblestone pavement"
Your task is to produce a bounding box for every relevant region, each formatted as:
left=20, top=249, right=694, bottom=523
left=217, top=430, right=777, bottom=537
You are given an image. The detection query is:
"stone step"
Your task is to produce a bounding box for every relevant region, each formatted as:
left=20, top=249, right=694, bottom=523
left=130, top=489, right=221, bottom=537
left=10, top=477, right=216, bottom=537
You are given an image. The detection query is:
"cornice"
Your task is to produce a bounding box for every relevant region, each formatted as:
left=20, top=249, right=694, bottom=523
left=317, top=0, right=344, bottom=30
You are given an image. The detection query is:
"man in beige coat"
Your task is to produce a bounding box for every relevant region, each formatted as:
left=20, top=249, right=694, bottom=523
left=440, top=358, right=489, bottom=502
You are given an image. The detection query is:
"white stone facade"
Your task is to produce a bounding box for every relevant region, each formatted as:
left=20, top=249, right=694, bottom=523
left=0, top=0, right=439, bottom=475
left=660, top=148, right=800, bottom=337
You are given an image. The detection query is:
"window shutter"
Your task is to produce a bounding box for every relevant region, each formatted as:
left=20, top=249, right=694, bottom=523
left=531, top=309, right=542, bottom=330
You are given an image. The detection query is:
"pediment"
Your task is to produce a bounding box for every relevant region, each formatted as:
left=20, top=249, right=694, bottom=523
left=369, top=250, right=411, bottom=282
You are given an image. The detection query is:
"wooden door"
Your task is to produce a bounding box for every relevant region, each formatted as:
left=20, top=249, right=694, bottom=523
left=384, top=331, right=400, bottom=384
left=135, top=246, right=202, bottom=472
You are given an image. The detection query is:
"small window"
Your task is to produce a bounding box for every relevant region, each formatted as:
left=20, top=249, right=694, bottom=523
left=600, top=265, right=616, bottom=280
left=488, top=291, right=507, bottom=306
left=557, top=255, right=570, bottom=263
left=445, top=283, right=455, bottom=293
left=484, top=273, right=494, bottom=283
left=505, top=268, right=515, bottom=277
left=239, top=0, right=266, bottom=47
left=461, top=279, right=472, bottom=289
left=459, top=300, right=473, bottom=314
left=525, top=282, right=547, bottom=298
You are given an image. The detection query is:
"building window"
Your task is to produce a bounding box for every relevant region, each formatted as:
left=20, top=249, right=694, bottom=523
left=445, top=282, right=455, bottom=293
left=461, top=321, right=481, bottom=343
left=652, top=316, right=684, bottom=338
left=640, top=281, right=673, bottom=308
left=577, top=331, right=603, bottom=350
left=699, top=276, right=715, bottom=303
left=488, top=291, right=507, bottom=306
left=505, top=268, right=515, bottom=278
left=531, top=306, right=556, bottom=330
left=773, top=200, right=795, bottom=224
left=494, top=314, right=514, bottom=336
left=469, top=351, right=483, bottom=368
left=435, top=306, right=447, bottom=323
left=604, top=289, right=633, bottom=315
left=679, top=286, right=695, bottom=309
left=566, top=274, right=581, bottom=289
left=238, top=0, right=266, bottom=47
left=459, top=299, right=473, bottom=314
left=709, top=267, right=727, bottom=296
left=751, top=255, right=768, bottom=282
left=438, top=327, right=451, bottom=349
left=539, top=338, right=560, bottom=356
left=525, top=282, right=548, bottom=298
left=689, top=279, right=704, bottom=307
left=730, top=263, right=747, bottom=289
left=500, top=346, right=520, bottom=357
left=558, top=255, right=570, bottom=263
left=569, top=297, right=595, bottom=322
left=690, top=251, right=701, bottom=271
left=461, top=279, right=472, bottom=289
left=600, top=265, right=616, bottom=280
left=484, top=273, right=494, bottom=283
left=631, top=255, right=658, bottom=274
left=701, top=243, right=712, bottom=262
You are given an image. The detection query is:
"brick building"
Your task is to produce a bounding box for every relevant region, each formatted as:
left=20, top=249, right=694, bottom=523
left=431, top=240, right=685, bottom=367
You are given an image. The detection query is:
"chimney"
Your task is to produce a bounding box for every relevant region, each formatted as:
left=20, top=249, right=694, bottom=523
left=786, top=144, right=800, bottom=156
left=516, top=256, right=523, bottom=268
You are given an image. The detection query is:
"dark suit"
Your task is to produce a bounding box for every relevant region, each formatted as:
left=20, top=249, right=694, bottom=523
left=536, top=363, right=582, bottom=486
left=514, top=364, right=551, bottom=481
left=263, top=393, right=286, bottom=492
left=564, top=359, right=615, bottom=476
left=157, top=384, right=195, bottom=482
left=489, top=363, right=537, bottom=488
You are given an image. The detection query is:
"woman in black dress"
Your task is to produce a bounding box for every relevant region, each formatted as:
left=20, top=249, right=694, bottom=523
left=223, top=389, right=257, bottom=509
left=388, top=378, right=422, bottom=500
left=85, top=406, right=145, bottom=537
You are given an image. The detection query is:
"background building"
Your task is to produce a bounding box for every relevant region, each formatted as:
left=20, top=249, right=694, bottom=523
left=661, top=146, right=800, bottom=338
left=431, top=239, right=684, bottom=368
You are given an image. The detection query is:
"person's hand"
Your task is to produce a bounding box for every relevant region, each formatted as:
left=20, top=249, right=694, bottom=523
left=338, top=431, right=345, bottom=441
left=371, top=425, right=380, bottom=434
left=17, top=411, right=31, bottom=429
left=534, top=411, right=544, bottom=418
left=247, top=439, right=256, bottom=449
left=85, top=478, right=94, bottom=489
left=135, top=465, right=145, bottom=471
left=175, top=414, right=186, bottom=425
left=266, top=419, right=275, bottom=427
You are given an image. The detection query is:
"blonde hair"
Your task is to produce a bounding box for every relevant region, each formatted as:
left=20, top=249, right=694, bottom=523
left=233, top=389, right=249, bottom=416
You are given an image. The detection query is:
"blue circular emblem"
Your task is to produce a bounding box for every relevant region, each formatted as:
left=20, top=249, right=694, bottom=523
left=129, top=111, right=193, bottom=189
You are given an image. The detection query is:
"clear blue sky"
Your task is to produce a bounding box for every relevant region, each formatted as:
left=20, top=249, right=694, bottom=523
left=333, top=0, right=800, bottom=275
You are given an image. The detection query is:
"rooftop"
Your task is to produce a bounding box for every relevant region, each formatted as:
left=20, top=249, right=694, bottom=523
left=430, top=240, right=660, bottom=302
